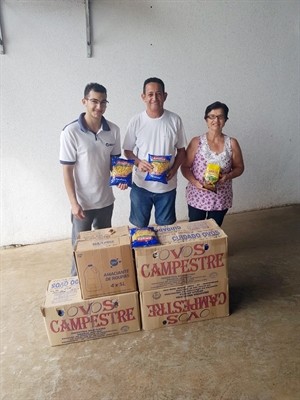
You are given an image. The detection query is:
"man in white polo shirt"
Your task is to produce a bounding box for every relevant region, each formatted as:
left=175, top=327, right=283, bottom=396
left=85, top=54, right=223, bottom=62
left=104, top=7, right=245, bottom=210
left=60, top=82, right=124, bottom=276
left=123, top=77, right=187, bottom=228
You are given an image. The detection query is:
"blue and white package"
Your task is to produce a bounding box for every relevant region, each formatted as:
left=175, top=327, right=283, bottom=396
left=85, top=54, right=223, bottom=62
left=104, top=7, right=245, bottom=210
left=110, top=157, right=134, bottom=187
left=130, top=227, right=160, bottom=248
left=145, top=154, right=172, bottom=184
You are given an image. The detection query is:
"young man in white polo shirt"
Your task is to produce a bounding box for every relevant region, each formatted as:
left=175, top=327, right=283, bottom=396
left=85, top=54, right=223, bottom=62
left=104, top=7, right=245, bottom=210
left=60, top=82, right=124, bottom=276
left=123, top=77, right=187, bottom=228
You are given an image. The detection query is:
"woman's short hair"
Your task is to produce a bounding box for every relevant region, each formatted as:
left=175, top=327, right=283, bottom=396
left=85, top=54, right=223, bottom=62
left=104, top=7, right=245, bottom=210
left=204, top=101, right=229, bottom=121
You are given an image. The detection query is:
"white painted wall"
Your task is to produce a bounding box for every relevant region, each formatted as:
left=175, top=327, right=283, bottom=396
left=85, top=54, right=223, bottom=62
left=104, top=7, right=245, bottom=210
left=1, top=0, right=299, bottom=246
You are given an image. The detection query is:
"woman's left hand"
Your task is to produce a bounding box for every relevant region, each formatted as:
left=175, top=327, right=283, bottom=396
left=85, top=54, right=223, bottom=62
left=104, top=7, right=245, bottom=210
left=218, top=173, right=229, bottom=184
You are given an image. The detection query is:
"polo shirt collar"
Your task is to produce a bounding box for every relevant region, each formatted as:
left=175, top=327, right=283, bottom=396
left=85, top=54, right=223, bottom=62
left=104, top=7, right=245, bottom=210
left=78, top=113, right=110, bottom=132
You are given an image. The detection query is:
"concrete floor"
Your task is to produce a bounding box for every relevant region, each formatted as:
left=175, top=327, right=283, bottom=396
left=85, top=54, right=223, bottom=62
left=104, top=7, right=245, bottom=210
left=1, top=205, right=299, bottom=400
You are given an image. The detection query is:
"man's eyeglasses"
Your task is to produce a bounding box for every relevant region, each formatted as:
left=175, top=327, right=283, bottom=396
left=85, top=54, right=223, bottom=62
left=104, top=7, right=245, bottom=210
left=85, top=98, right=109, bottom=107
left=207, top=114, right=225, bottom=121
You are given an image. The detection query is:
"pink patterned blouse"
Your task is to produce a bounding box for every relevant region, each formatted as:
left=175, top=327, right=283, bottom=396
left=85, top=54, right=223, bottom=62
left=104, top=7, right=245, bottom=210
left=186, top=134, right=233, bottom=211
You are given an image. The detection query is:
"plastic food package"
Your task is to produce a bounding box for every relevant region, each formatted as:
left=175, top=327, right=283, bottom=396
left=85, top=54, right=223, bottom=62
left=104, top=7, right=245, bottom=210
left=110, top=157, right=134, bottom=187
left=203, top=163, right=221, bottom=193
left=130, top=227, right=160, bottom=248
left=145, top=154, right=172, bottom=184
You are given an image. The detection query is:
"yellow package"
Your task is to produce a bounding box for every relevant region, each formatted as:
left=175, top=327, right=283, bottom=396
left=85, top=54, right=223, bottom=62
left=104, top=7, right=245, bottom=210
left=203, top=163, right=221, bottom=192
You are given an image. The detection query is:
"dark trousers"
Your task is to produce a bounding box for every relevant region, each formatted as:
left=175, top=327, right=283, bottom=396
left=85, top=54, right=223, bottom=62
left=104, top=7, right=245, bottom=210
left=188, top=205, right=228, bottom=227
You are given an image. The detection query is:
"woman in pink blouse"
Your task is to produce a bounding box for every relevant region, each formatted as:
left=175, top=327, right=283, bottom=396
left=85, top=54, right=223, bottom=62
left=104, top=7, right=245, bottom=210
left=181, top=101, right=244, bottom=226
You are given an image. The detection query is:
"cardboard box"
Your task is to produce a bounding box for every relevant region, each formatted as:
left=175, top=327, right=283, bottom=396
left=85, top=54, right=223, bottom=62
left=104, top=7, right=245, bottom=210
left=74, top=226, right=137, bottom=299
left=140, top=279, right=229, bottom=330
left=41, top=277, right=141, bottom=346
left=134, top=219, right=228, bottom=292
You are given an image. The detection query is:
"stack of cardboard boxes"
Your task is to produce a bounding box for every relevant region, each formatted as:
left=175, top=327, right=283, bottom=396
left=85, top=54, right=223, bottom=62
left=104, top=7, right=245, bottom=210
left=41, top=226, right=141, bottom=346
left=134, top=219, right=229, bottom=330
left=41, top=219, right=229, bottom=346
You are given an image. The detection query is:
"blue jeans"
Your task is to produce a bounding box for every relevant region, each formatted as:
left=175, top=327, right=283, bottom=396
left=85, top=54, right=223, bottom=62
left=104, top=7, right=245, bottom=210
left=130, top=183, right=176, bottom=227
left=188, top=205, right=228, bottom=227
left=70, top=204, right=114, bottom=276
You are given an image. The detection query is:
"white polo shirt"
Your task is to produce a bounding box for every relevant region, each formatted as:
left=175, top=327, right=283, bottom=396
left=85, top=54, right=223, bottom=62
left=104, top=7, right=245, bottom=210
left=60, top=113, right=121, bottom=210
left=122, top=109, right=187, bottom=193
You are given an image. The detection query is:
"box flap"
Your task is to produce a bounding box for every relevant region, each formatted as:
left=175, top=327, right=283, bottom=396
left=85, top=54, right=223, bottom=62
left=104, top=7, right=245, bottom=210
left=75, top=226, right=130, bottom=251
left=156, top=219, right=227, bottom=245
left=44, top=277, right=82, bottom=307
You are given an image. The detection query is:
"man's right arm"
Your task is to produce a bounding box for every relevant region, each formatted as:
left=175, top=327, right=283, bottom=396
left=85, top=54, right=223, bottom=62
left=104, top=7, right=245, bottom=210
left=62, top=164, right=85, bottom=220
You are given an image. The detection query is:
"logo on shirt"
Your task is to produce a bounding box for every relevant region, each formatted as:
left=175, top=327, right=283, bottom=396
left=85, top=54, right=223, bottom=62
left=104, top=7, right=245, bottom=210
left=106, top=143, right=115, bottom=147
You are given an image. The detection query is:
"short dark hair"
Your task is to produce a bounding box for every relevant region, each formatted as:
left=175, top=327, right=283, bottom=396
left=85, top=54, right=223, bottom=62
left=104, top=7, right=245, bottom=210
left=204, top=101, right=229, bottom=121
left=143, top=77, right=165, bottom=94
left=84, top=83, right=107, bottom=98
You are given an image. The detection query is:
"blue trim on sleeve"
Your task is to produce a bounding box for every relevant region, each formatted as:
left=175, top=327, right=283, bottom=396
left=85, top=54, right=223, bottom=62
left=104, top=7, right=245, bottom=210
left=60, top=160, right=76, bottom=165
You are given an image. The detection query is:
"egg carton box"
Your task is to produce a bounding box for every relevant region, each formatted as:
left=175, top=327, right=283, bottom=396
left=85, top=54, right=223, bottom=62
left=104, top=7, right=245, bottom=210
left=41, top=277, right=140, bottom=346
left=134, top=219, right=228, bottom=292
left=140, top=278, right=229, bottom=331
